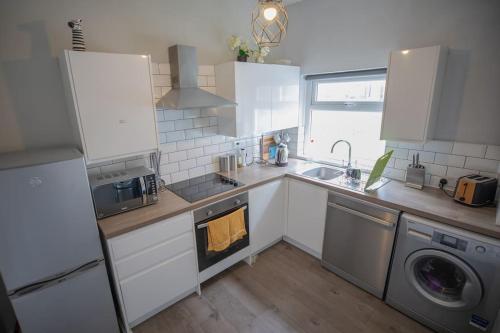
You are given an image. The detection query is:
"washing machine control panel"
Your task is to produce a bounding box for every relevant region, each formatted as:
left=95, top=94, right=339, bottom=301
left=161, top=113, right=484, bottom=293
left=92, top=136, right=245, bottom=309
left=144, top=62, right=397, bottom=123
left=432, top=232, right=468, bottom=251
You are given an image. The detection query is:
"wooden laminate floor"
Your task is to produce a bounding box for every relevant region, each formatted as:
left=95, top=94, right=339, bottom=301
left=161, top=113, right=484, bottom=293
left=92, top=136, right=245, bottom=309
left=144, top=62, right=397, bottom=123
left=133, top=241, right=431, bottom=333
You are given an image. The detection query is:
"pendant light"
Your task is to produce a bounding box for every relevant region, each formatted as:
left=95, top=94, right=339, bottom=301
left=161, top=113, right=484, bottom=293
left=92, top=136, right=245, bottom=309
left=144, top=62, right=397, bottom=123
left=251, top=0, right=288, bottom=47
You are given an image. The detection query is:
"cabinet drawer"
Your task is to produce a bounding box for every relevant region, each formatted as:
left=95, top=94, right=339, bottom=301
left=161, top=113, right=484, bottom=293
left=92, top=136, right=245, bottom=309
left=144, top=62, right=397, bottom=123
left=115, top=232, right=194, bottom=281
left=110, top=212, right=192, bottom=260
left=120, top=250, right=197, bottom=324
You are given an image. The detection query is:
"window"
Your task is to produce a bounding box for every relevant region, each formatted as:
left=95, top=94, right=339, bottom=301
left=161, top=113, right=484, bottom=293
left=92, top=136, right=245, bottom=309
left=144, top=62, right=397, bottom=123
left=304, top=69, right=387, bottom=170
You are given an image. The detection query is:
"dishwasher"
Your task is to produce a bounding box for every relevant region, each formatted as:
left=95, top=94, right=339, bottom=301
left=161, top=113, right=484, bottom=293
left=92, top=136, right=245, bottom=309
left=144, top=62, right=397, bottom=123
left=322, top=191, right=401, bottom=298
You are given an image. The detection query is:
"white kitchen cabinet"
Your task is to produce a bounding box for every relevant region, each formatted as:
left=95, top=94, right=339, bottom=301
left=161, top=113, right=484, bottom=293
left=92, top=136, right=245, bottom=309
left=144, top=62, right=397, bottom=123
left=249, top=179, right=286, bottom=254
left=285, top=179, right=328, bottom=258
left=60, top=50, right=159, bottom=164
left=215, top=62, right=300, bottom=137
left=106, top=212, right=198, bottom=328
left=381, top=45, right=447, bottom=142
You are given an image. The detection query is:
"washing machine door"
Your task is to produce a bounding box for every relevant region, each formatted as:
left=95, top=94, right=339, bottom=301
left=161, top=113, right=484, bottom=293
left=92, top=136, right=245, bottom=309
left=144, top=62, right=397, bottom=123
left=405, top=249, right=482, bottom=310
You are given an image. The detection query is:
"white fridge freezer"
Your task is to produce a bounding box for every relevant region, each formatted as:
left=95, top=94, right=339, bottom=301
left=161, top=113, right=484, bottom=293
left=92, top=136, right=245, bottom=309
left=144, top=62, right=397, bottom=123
left=0, top=148, right=119, bottom=333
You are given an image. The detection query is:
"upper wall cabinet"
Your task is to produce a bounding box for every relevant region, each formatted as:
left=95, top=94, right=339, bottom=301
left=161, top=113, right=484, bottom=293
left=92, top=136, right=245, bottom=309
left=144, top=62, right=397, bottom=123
left=380, top=45, right=448, bottom=142
left=215, top=62, right=300, bottom=137
left=60, top=51, right=159, bottom=164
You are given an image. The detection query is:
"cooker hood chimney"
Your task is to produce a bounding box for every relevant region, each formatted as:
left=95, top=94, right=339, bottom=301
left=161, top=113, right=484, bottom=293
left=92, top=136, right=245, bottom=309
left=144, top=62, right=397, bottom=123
left=156, top=45, right=236, bottom=110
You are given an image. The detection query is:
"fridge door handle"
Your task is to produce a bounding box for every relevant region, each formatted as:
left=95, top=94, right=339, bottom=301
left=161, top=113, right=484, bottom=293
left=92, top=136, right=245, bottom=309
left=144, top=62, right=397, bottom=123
left=9, top=259, right=103, bottom=299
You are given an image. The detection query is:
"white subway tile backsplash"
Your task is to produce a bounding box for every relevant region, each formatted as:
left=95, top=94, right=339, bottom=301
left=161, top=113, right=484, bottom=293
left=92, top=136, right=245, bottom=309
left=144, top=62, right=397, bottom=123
left=169, top=151, right=187, bottom=162
left=174, top=119, right=193, bottom=131
left=176, top=139, right=195, bottom=151
left=183, top=109, right=201, bottom=119
left=163, top=110, right=184, bottom=121
left=423, top=140, right=453, bottom=154
left=446, top=166, right=478, bottom=179
left=219, top=142, right=233, bottom=152
left=160, top=162, right=179, bottom=174
left=209, top=117, right=218, bottom=126
left=464, top=157, right=499, bottom=173
left=211, top=135, right=225, bottom=144
left=386, top=147, right=408, bottom=159
left=204, top=144, right=219, bottom=155
left=185, top=128, right=203, bottom=139
left=452, top=142, right=486, bottom=158
left=187, top=147, right=204, bottom=159
left=421, top=163, right=447, bottom=177
left=160, top=142, right=177, bottom=154
left=202, top=126, right=218, bottom=137
left=485, top=145, right=500, bottom=160
left=194, top=137, right=211, bottom=147
left=193, top=117, right=210, bottom=128
left=196, top=155, right=212, bottom=166
left=171, top=170, right=189, bottom=183
left=383, top=167, right=405, bottom=181
left=434, top=153, right=466, bottom=168
left=157, top=121, right=175, bottom=132
left=153, top=74, right=171, bottom=87
left=408, top=150, right=435, bottom=163
left=166, top=130, right=185, bottom=142
left=205, top=163, right=220, bottom=173
left=189, top=166, right=205, bottom=178
left=179, top=158, right=197, bottom=170
left=394, top=159, right=411, bottom=170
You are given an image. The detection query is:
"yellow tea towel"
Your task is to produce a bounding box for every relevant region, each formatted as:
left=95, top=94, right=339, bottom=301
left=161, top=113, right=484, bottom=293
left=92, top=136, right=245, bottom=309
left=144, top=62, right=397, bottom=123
left=207, top=208, right=247, bottom=252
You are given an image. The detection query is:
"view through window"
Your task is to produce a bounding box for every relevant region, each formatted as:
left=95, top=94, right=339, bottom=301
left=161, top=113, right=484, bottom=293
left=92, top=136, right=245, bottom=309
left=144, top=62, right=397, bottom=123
left=304, top=70, right=387, bottom=170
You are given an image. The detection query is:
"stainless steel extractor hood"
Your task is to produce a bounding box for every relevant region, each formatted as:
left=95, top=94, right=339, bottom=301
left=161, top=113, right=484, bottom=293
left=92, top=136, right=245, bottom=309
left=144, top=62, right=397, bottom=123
left=156, top=45, right=236, bottom=110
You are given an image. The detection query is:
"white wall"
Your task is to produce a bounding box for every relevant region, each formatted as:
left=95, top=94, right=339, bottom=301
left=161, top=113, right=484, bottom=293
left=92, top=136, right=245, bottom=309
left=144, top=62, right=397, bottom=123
left=274, top=0, right=500, bottom=145
left=0, top=0, right=258, bottom=153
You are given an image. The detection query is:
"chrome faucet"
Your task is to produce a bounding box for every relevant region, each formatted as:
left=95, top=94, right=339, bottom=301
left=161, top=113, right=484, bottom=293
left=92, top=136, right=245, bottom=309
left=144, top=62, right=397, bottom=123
left=330, top=140, right=361, bottom=180
left=330, top=140, right=352, bottom=169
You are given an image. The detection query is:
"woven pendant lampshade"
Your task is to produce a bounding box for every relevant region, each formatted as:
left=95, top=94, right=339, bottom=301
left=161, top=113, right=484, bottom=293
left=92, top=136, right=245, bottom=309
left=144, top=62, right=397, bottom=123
left=251, top=0, right=288, bottom=47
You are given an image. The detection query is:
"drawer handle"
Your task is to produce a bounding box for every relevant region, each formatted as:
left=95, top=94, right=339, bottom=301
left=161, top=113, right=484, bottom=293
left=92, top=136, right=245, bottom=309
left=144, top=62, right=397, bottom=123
left=327, top=202, right=395, bottom=228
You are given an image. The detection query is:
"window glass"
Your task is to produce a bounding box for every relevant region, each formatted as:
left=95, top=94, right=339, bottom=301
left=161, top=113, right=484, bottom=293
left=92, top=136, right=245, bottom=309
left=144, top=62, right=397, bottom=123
left=304, top=72, right=386, bottom=170
left=315, top=78, right=386, bottom=103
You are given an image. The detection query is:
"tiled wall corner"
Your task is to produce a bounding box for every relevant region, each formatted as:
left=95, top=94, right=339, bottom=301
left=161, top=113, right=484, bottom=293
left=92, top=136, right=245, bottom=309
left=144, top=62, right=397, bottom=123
left=384, top=140, right=500, bottom=190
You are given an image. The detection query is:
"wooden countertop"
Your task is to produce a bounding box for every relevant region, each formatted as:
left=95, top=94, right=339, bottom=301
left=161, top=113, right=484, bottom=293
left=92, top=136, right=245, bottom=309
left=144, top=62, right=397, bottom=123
left=98, top=159, right=499, bottom=240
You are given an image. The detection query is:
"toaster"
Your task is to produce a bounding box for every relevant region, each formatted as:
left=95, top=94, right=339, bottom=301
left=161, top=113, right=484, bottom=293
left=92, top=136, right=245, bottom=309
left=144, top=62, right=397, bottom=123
left=453, top=174, right=497, bottom=207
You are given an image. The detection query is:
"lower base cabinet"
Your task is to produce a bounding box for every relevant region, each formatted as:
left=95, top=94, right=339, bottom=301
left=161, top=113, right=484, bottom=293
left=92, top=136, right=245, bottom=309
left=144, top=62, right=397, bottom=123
left=286, top=179, right=328, bottom=258
left=106, top=212, right=198, bottom=328
left=249, top=179, right=287, bottom=254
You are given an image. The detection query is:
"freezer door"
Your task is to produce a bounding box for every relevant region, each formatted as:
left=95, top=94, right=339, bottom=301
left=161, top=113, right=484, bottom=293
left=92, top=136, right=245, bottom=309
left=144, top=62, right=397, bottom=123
left=0, top=156, right=104, bottom=291
left=11, top=260, right=119, bottom=333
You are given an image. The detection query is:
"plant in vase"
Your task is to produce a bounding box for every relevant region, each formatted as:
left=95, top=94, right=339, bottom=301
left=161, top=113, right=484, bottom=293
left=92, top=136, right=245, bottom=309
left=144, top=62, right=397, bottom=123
left=228, top=35, right=250, bottom=62
left=228, top=35, right=271, bottom=63
left=250, top=46, right=271, bottom=64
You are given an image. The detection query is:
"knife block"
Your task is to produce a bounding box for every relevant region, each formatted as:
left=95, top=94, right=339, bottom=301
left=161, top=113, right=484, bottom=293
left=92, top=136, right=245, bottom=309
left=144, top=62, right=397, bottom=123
left=405, top=166, right=425, bottom=190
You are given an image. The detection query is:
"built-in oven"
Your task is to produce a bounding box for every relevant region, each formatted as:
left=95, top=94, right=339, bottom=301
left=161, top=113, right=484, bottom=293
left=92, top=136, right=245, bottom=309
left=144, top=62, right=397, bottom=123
left=89, top=166, right=158, bottom=219
left=194, top=192, right=249, bottom=272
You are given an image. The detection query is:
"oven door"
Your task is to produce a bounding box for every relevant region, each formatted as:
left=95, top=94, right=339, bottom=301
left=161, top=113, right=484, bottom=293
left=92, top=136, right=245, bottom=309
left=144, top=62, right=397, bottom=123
left=92, top=178, right=145, bottom=218
left=195, top=204, right=250, bottom=272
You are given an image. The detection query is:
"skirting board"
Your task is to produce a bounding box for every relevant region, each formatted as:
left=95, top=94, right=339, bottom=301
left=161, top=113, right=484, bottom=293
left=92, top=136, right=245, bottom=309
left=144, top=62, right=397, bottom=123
left=283, top=236, right=321, bottom=259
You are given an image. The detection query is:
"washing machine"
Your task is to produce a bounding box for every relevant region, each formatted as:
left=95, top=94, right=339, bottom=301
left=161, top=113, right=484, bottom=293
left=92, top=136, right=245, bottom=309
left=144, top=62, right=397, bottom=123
left=386, top=213, right=500, bottom=333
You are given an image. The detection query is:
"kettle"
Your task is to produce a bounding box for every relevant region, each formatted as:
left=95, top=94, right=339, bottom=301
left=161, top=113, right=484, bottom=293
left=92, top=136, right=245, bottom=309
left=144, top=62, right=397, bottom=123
left=275, top=143, right=289, bottom=167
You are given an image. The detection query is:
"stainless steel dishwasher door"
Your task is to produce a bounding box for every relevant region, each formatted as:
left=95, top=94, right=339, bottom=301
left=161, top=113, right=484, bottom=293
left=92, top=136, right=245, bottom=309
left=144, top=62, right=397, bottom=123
left=322, top=192, right=400, bottom=299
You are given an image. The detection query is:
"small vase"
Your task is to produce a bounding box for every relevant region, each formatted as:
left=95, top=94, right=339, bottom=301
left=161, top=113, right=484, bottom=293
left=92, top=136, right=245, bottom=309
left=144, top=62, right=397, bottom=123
left=237, top=55, right=248, bottom=62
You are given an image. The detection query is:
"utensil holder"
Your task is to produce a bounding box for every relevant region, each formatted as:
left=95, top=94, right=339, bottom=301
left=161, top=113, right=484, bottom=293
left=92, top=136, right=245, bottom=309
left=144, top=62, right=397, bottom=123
left=405, top=166, right=425, bottom=190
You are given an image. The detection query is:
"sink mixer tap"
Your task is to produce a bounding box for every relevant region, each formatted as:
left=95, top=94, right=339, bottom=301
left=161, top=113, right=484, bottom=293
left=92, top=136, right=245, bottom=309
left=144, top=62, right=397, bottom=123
left=330, top=140, right=361, bottom=180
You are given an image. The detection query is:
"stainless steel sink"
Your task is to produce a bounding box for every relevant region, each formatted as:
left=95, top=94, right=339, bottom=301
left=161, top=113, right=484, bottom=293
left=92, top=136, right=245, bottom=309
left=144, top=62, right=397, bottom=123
left=301, top=167, right=343, bottom=181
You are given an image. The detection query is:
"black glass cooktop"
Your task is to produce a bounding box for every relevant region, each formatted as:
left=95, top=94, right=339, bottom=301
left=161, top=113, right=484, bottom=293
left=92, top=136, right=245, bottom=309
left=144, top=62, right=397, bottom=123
left=165, top=173, right=244, bottom=203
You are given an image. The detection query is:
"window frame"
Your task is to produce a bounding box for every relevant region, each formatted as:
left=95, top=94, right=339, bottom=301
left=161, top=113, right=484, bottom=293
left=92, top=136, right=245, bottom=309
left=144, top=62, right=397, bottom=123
left=302, top=68, right=387, bottom=164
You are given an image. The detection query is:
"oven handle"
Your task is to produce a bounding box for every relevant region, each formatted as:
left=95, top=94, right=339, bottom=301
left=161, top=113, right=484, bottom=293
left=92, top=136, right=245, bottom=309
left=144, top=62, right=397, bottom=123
left=196, top=206, right=248, bottom=229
